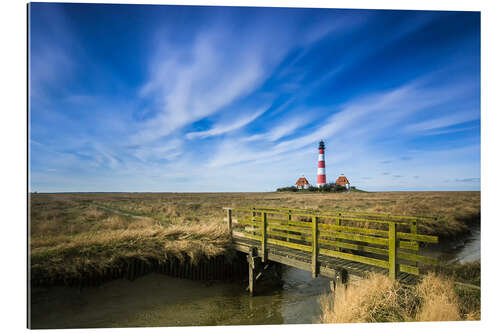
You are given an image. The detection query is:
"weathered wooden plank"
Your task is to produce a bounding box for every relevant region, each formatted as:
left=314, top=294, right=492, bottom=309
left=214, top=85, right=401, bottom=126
left=267, top=238, right=312, bottom=252
left=247, top=206, right=435, bottom=222
left=317, top=265, right=337, bottom=279
left=397, top=252, right=437, bottom=265
left=267, top=218, right=311, bottom=228
left=268, top=252, right=312, bottom=272
left=399, top=240, right=419, bottom=251
left=312, top=216, right=318, bottom=277
left=399, top=264, right=419, bottom=276
left=243, top=226, right=261, bottom=234
left=318, top=238, right=388, bottom=256
left=266, top=229, right=311, bottom=242
left=388, top=223, right=397, bottom=280
left=351, top=261, right=372, bottom=271
left=398, top=272, right=414, bottom=283
left=261, top=212, right=267, bottom=262
left=334, top=217, right=341, bottom=251
left=409, top=221, right=420, bottom=251
left=238, top=218, right=262, bottom=227
left=319, top=229, right=389, bottom=246
left=397, top=232, right=438, bottom=243
left=266, top=223, right=312, bottom=234
left=233, top=231, right=261, bottom=241
left=285, top=213, right=413, bottom=226
left=319, top=248, right=390, bottom=269
left=286, top=209, right=292, bottom=242
left=248, top=252, right=255, bottom=296
left=319, top=223, right=389, bottom=237
left=235, top=225, right=262, bottom=234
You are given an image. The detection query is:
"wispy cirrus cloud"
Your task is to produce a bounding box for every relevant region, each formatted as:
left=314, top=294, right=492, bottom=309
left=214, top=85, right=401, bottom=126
left=240, top=115, right=313, bottom=143
left=29, top=5, right=480, bottom=192
left=131, top=10, right=366, bottom=146
left=404, top=111, right=479, bottom=133
left=207, top=69, right=479, bottom=171
left=186, top=106, right=268, bottom=139
left=132, top=24, right=287, bottom=144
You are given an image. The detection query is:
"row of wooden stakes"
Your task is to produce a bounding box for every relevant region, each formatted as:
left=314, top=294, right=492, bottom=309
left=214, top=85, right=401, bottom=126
left=30, top=254, right=249, bottom=288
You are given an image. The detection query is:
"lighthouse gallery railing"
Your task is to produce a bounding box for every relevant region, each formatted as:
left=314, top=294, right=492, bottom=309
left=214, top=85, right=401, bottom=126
left=224, top=207, right=439, bottom=279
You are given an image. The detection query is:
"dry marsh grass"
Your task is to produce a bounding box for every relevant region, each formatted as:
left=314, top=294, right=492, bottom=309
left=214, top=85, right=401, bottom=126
left=320, top=273, right=416, bottom=323
left=30, top=191, right=479, bottom=282
left=320, top=272, right=479, bottom=323
left=29, top=194, right=232, bottom=281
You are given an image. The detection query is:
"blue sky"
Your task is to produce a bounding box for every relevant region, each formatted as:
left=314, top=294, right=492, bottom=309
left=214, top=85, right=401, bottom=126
left=28, top=3, right=480, bottom=192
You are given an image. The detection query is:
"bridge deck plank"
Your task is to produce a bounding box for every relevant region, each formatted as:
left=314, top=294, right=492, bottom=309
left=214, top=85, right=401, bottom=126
left=233, top=237, right=417, bottom=284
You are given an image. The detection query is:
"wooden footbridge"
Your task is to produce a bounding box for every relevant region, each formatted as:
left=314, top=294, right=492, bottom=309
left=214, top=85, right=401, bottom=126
left=224, top=207, right=439, bottom=295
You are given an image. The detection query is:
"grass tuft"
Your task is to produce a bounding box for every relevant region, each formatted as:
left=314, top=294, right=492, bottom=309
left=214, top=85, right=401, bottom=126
left=320, top=269, right=479, bottom=324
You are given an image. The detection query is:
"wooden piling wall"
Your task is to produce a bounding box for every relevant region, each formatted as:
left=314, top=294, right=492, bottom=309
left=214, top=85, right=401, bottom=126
left=30, top=253, right=249, bottom=288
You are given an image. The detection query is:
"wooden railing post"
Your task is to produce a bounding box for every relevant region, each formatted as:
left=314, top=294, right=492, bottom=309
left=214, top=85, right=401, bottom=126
left=252, top=207, right=256, bottom=236
left=312, top=216, right=318, bottom=277
left=388, top=222, right=397, bottom=280
left=287, top=209, right=291, bottom=242
left=261, top=212, right=267, bottom=262
left=227, top=208, right=232, bottom=241
left=410, top=220, right=418, bottom=250
left=335, top=213, right=341, bottom=251
left=410, top=220, right=418, bottom=266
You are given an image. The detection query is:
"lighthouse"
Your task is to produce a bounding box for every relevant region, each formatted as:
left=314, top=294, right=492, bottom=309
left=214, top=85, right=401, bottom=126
left=317, top=140, right=326, bottom=187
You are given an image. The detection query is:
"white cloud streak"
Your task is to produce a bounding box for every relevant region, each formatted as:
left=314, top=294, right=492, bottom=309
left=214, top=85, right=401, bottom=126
left=186, top=106, right=268, bottom=139
left=207, top=74, right=478, bottom=171
left=404, top=111, right=479, bottom=133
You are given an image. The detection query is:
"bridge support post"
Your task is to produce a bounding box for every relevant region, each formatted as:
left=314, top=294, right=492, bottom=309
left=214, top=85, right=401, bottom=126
left=247, top=248, right=258, bottom=296
left=333, top=269, right=348, bottom=291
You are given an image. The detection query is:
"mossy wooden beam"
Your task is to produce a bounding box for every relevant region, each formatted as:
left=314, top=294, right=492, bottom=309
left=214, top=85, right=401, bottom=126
left=397, top=232, right=438, bottom=243
left=319, top=229, right=388, bottom=246
left=318, top=222, right=389, bottom=237
left=320, top=248, right=389, bottom=269
left=388, top=223, right=397, bottom=279
left=246, top=206, right=437, bottom=222
left=319, top=238, right=388, bottom=256
left=312, top=216, right=318, bottom=277
left=267, top=238, right=312, bottom=252
left=261, top=212, right=267, bottom=262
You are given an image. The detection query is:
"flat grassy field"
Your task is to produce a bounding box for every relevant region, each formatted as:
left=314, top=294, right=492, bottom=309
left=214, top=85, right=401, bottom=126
left=29, top=191, right=480, bottom=284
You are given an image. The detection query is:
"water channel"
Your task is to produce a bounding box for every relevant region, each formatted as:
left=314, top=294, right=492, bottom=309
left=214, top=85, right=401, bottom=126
left=30, top=225, right=480, bottom=329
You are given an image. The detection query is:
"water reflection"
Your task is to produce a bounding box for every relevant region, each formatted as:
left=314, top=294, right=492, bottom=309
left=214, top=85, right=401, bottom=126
left=422, top=224, right=481, bottom=264
left=31, top=266, right=331, bottom=329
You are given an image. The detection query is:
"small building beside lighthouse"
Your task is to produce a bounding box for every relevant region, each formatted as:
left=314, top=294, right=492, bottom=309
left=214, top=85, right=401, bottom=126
left=335, top=174, right=350, bottom=189
left=295, top=176, right=310, bottom=189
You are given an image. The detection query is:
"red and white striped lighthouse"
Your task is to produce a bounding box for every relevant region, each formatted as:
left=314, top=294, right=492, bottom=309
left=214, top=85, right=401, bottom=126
left=317, top=140, right=326, bottom=187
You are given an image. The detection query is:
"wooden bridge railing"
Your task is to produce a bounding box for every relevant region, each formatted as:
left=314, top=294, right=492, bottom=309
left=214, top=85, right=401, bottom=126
left=224, top=207, right=439, bottom=280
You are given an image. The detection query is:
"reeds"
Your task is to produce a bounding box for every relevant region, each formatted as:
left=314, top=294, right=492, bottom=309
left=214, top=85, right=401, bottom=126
left=319, top=271, right=480, bottom=323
